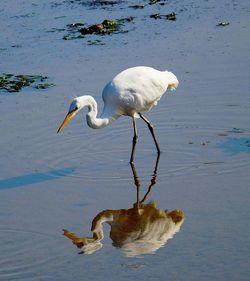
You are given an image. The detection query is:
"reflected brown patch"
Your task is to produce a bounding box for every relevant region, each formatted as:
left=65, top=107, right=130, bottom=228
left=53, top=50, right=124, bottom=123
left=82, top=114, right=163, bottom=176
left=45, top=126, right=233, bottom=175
left=63, top=155, right=185, bottom=256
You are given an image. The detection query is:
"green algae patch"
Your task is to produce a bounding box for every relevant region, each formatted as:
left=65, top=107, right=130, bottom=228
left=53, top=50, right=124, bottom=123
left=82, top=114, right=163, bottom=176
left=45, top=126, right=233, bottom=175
left=79, top=19, right=118, bottom=35
left=63, top=17, right=134, bottom=41
left=0, top=74, right=55, bottom=93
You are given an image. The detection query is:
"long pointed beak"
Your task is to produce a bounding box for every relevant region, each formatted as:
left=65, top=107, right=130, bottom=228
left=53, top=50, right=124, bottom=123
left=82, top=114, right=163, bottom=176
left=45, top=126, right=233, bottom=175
left=57, top=110, right=76, bottom=133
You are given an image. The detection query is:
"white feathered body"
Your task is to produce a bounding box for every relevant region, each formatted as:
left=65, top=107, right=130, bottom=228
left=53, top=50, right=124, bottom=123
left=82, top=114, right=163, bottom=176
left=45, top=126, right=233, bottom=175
left=101, top=66, right=179, bottom=118
left=57, top=66, right=179, bottom=132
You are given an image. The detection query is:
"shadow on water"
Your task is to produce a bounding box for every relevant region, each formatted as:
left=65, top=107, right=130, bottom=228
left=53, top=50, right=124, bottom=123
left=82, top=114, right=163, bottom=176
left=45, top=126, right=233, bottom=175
left=0, top=167, right=75, bottom=190
left=218, top=137, right=250, bottom=155
left=63, top=155, right=184, bottom=257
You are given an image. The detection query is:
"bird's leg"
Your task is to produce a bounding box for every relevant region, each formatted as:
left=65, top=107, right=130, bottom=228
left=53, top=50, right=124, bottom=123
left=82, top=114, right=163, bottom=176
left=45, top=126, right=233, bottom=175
left=139, top=113, right=160, bottom=154
left=130, top=116, right=138, bottom=164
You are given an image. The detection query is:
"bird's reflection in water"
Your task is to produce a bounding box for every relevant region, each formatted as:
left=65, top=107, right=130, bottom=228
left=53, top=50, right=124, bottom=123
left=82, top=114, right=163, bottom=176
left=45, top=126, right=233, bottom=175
left=63, top=156, right=184, bottom=257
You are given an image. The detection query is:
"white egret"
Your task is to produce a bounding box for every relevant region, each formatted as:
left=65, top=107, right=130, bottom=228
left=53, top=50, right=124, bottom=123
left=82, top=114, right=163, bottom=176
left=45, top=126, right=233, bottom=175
left=57, top=66, right=179, bottom=162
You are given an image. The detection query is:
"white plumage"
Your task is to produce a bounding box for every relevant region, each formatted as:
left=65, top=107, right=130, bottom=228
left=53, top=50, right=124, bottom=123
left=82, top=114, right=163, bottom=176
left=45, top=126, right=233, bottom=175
left=102, top=66, right=178, bottom=117
left=57, top=66, right=179, bottom=162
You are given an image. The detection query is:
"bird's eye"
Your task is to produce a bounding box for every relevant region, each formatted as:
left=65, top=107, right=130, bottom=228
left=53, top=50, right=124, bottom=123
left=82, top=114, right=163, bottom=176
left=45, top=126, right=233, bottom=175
left=69, top=106, right=78, bottom=114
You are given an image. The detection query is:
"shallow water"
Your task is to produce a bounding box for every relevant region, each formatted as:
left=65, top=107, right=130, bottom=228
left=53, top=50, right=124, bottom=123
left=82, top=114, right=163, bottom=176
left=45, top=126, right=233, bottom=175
left=0, top=0, right=250, bottom=280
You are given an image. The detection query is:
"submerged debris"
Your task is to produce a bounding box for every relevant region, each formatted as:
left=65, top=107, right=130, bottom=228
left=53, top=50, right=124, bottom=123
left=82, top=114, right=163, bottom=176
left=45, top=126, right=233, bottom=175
left=91, top=0, right=118, bottom=5
left=149, top=0, right=161, bottom=5
left=150, top=13, right=161, bottom=19
left=63, top=17, right=134, bottom=41
left=217, top=21, right=230, bottom=27
left=118, top=16, right=134, bottom=23
left=150, top=12, right=176, bottom=21
left=228, top=128, right=244, bottom=134
left=34, top=83, right=55, bottom=89
left=129, top=0, right=166, bottom=9
left=87, top=39, right=105, bottom=45
left=129, top=4, right=145, bottom=9
left=166, top=12, right=176, bottom=21
left=0, top=74, right=55, bottom=93
left=71, top=0, right=119, bottom=6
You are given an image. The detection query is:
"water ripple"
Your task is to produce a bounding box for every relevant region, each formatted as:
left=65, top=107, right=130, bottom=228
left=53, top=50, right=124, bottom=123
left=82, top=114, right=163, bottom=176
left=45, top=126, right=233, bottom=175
left=0, top=229, right=64, bottom=281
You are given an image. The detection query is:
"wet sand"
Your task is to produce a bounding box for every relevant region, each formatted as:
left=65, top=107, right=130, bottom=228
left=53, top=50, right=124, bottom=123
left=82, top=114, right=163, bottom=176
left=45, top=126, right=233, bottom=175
left=0, top=1, right=250, bottom=280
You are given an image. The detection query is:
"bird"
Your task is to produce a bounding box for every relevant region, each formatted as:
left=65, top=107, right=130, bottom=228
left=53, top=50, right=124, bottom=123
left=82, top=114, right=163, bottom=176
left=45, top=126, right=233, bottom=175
left=57, top=66, right=179, bottom=163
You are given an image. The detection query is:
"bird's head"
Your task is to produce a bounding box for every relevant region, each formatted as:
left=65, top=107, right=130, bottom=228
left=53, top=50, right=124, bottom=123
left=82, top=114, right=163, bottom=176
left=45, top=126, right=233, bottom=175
left=167, top=71, right=179, bottom=91
left=57, top=98, right=82, bottom=133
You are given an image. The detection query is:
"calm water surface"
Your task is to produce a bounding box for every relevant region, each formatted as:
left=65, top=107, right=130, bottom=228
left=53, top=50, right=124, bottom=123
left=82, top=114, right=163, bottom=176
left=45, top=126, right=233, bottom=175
left=0, top=1, right=250, bottom=280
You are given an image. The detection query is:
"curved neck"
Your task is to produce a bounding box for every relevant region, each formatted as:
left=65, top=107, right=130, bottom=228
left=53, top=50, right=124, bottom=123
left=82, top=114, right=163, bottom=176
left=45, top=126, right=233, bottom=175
left=78, top=95, right=119, bottom=129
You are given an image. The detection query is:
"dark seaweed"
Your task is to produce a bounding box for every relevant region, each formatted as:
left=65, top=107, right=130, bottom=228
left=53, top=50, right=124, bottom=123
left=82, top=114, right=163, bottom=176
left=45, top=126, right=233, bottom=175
left=0, top=74, right=55, bottom=93
left=63, top=17, right=134, bottom=40
left=150, top=12, right=176, bottom=21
